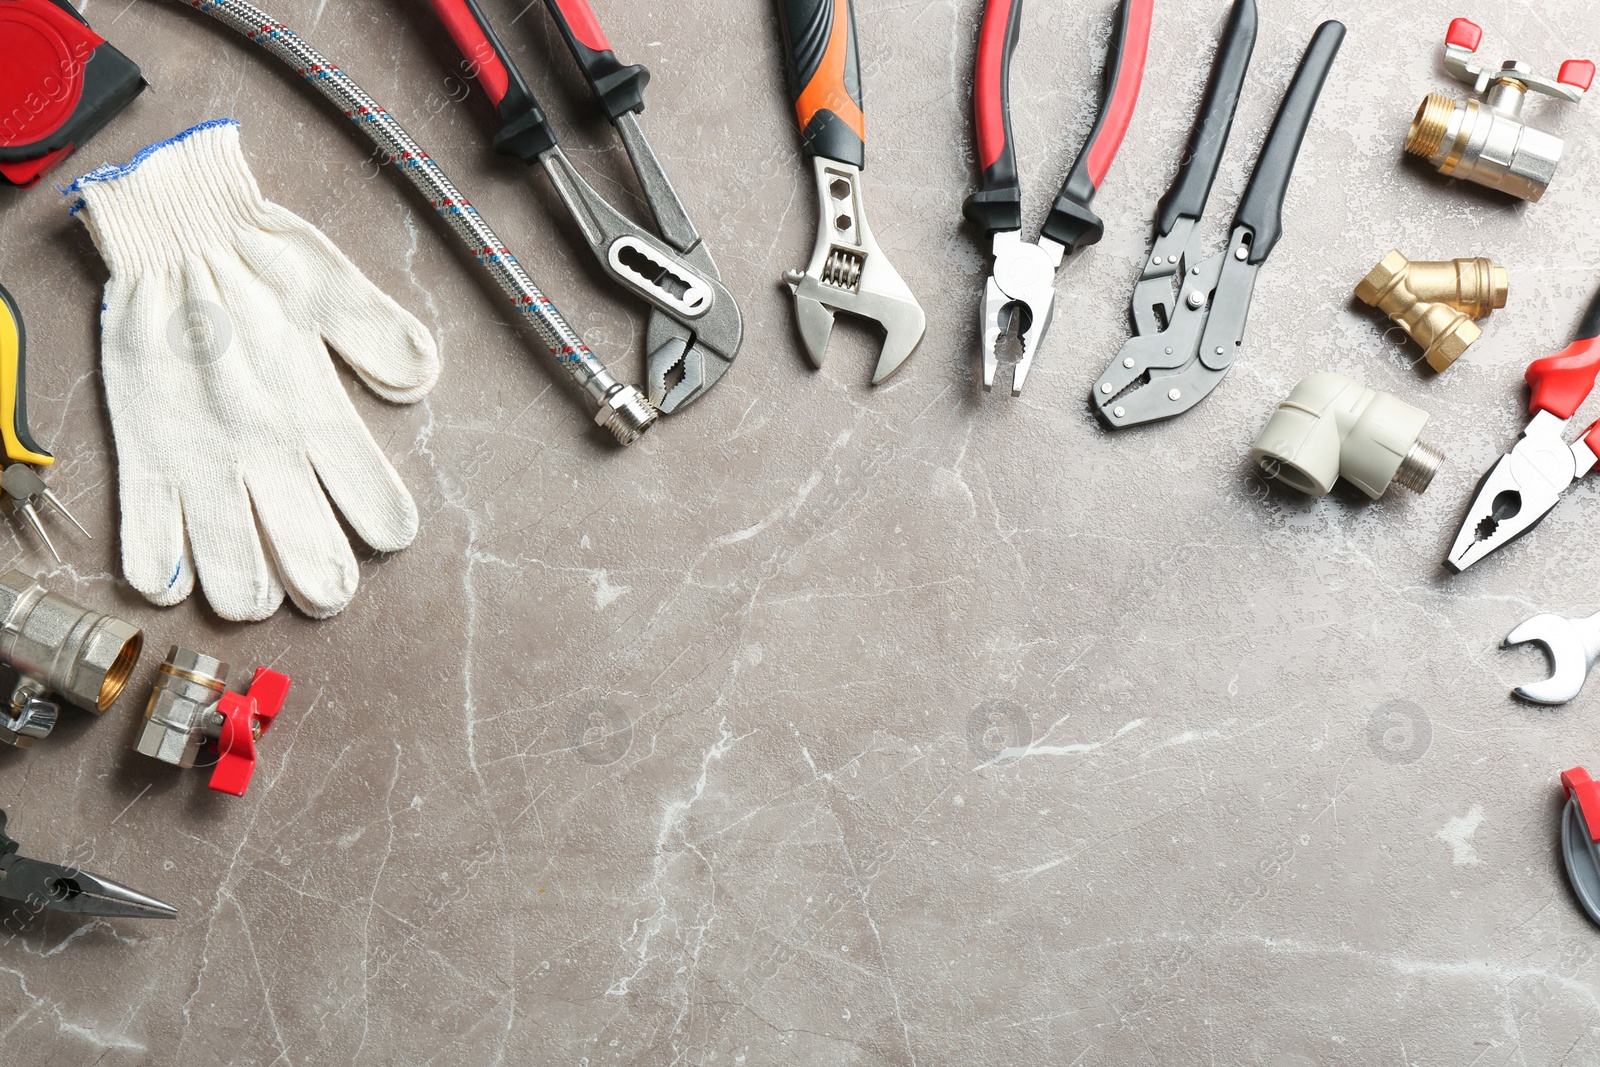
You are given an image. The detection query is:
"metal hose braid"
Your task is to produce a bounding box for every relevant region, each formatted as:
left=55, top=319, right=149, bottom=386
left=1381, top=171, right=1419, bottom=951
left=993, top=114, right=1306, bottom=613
left=176, top=0, right=656, bottom=444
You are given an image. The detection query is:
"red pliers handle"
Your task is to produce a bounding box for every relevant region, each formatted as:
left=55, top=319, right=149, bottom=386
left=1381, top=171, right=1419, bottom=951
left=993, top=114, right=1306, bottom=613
left=425, top=0, right=648, bottom=159
left=1526, top=285, right=1600, bottom=453
left=964, top=0, right=1153, bottom=252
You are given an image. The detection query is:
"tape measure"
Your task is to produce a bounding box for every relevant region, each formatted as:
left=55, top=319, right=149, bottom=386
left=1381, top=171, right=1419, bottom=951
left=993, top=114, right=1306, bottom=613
left=0, top=0, right=144, bottom=188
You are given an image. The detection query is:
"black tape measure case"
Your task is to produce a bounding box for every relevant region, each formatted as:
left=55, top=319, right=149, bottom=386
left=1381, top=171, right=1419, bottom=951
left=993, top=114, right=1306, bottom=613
left=0, top=0, right=144, bottom=187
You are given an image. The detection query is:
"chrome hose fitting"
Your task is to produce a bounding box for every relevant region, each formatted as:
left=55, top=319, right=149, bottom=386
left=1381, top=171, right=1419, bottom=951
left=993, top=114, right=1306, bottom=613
left=1355, top=250, right=1508, bottom=372
left=1405, top=19, right=1593, bottom=202
left=134, top=647, right=292, bottom=797
left=593, top=383, right=659, bottom=446
left=0, top=570, right=142, bottom=747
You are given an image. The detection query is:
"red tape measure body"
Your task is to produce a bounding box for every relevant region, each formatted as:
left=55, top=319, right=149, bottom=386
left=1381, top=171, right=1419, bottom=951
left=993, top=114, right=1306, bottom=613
left=0, top=0, right=144, bottom=187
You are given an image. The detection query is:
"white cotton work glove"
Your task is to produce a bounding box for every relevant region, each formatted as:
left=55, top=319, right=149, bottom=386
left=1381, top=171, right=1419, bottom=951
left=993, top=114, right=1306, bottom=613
left=67, top=119, right=439, bottom=622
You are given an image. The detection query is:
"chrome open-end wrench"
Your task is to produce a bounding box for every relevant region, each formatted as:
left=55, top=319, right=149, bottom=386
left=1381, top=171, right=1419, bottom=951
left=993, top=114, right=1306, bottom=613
left=428, top=0, right=742, bottom=414
left=1506, top=608, right=1600, bottom=705
left=775, top=0, right=925, bottom=384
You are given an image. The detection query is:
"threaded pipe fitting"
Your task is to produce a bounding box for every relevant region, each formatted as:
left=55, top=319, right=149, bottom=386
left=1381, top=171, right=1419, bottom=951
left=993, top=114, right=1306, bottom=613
left=593, top=384, right=658, bottom=446
left=1407, top=93, right=1455, bottom=160
left=1393, top=439, right=1445, bottom=494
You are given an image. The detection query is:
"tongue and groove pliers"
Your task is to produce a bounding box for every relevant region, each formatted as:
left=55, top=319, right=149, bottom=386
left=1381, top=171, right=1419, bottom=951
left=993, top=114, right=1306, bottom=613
left=1447, top=286, right=1600, bottom=572
left=426, top=0, right=742, bottom=414
left=963, top=0, right=1153, bottom=397
left=1091, top=11, right=1345, bottom=426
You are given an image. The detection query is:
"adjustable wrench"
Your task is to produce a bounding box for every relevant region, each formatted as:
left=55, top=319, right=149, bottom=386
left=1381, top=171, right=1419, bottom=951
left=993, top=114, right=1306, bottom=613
left=775, top=0, right=925, bottom=383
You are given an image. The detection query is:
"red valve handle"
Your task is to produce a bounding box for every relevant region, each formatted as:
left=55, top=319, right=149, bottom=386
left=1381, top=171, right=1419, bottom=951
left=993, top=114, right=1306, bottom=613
left=1560, top=59, right=1596, bottom=92
left=1526, top=286, right=1600, bottom=419
left=1563, top=767, right=1600, bottom=842
left=1445, top=18, right=1481, bottom=52
left=208, top=668, right=292, bottom=798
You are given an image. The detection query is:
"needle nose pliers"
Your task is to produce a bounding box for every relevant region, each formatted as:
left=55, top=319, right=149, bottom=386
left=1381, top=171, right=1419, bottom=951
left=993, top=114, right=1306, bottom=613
left=0, top=809, right=177, bottom=922
left=963, top=0, right=1153, bottom=397
left=426, top=0, right=742, bottom=414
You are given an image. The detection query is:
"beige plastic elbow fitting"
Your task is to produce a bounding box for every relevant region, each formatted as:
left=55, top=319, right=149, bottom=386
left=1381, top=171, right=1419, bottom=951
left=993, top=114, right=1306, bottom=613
left=1251, top=373, right=1444, bottom=499
left=1355, top=250, right=1507, bottom=372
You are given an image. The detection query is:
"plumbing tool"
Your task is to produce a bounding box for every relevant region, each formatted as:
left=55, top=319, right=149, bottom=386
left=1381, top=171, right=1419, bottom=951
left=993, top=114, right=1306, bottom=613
left=0, top=569, right=141, bottom=747
left=1406, top=19, right=1593, bottom=203
left=0, top=283, right=90, bottom=561
left=776, top=0, right=926, bottom=384
left=425, top=0, right=742, bottom=414
left=1251, top=373, right=1443, bottom=499
left=964, top=0, right=1153, bottom=396
left=170, top=0, right=654, bottom=445
left=1354, top=251, right=1507, bottom=373
left=1092, top=14, right=1345, bottom=427
left=0, top=809, right=176, bottom=922
left=1560, top=768, right=1600, bottom=927
left=1447, top=285, right=1600, bottom=572
left=0, top=0, right=145, bottom=187
left=1505, top=609, right=1600, bottom=705
left=134, top=648, right=291, bottom=797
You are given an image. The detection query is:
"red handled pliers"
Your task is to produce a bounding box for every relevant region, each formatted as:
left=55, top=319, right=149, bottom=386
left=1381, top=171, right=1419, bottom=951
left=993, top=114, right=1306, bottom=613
left=963, top=0, right=1153, bottom=396
left=1448, top=286, right=1600, bottom=571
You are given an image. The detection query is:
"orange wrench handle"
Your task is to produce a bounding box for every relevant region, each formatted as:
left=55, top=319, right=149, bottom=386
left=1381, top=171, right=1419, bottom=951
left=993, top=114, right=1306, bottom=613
left=776, top=0, right=865, bottom=167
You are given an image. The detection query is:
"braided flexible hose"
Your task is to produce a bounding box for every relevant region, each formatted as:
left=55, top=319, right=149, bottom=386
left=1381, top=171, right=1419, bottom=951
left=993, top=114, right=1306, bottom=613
left=175, top=0, right=656, bottom=445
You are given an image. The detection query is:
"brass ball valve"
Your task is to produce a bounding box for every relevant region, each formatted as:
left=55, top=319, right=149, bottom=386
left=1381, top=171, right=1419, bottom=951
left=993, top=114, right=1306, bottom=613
left=133, top=647, right=292, bottom=797
left=0, top=570, right=141, bottom=747
left=1405, top=19, right=1594, bottom=202
left=1355, top=251, right=1507, bottom=372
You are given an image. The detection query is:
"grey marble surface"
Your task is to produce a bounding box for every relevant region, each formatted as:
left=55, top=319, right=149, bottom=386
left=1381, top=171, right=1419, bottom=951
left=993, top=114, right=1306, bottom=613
left=1, top=0, right=1599, bottom=1062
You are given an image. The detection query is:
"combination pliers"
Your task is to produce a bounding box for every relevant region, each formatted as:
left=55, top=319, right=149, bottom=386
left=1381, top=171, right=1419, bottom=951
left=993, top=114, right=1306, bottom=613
left=1091, top=9, right=1345, bottom=427
left=963, top=0, right=1153, bottom=396
left=0, top=809, right=177, bottom=922
left=426, top=0, right=741, bottom=414
left=1447, top=285, right=1600, bottom=572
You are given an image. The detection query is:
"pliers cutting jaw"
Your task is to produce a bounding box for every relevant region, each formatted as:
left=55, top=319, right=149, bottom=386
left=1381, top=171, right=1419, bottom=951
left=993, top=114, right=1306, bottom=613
left=1094, top=4, right=1345, bottom=428
left=982, top=232, right=1063, bottom=395
left=965, top=0, right=1153, bottom=397
left=1446, top=300, right=1600, bottom=572
left=427, top=0, right=741, bottom=415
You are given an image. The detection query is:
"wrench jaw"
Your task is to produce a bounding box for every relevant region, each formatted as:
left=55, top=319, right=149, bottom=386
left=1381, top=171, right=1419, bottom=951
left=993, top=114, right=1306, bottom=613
left=1505, top=615, right=1589, bottom=705
left=783, top=157, right=926, bottom=382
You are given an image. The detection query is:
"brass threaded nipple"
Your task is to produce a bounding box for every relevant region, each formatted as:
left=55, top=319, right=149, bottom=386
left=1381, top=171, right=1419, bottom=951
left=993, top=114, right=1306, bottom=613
left=1406, top=93, right=1455, bottom=159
